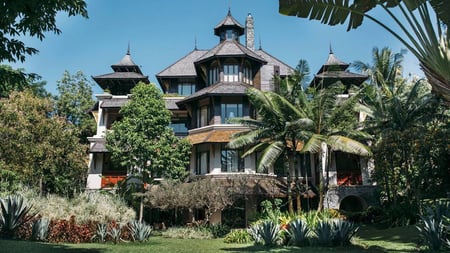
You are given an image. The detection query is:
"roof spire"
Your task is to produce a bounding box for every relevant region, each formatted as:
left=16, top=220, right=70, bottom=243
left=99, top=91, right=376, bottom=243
left=228, top=0, right=231, bottom=15
left=194, top=36, right=197, bottom=50
left=329, top=42, right=333, bottom=54
left=127, top=42, right=130, bottom=55
left=259, top=37, right=262, bottom=50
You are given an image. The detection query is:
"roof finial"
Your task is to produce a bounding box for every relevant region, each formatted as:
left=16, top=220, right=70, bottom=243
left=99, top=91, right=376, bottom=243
left=194, top=36, right=198, bottom=50
left=329, top=42, right=333, bottom=54
left=127, top=41, right=130, bottom=55
left=228, top=0, right=231, bottom=15
left=259, top=37, right=262, bottom=50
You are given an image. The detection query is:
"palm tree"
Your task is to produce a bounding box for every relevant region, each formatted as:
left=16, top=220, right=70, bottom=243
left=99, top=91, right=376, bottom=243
left=278, top=0, right=450, bottom=105
left=227, top=87, right=312, bottom=214
left=296, top=84, right=372, bottom=211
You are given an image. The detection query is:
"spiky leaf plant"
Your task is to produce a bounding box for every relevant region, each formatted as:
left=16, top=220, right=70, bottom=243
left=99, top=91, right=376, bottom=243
left=331, top=219, right=359, bottom=246
left=0, top=195, right=36, bottom=238
left=416, top=215, right=445, bottom=251
left=91, top=223, right=108, bottom=243
left=31, top=218, right=50, bottom=241
left=129, top=220, right=152, bottom=242
left=249, top=220, right=281, bottom=247
left=314, top=220, right=334, bottom=247
left=286, top=218, right=310, bottom=246
left=108, top=225, right=122, bottom=244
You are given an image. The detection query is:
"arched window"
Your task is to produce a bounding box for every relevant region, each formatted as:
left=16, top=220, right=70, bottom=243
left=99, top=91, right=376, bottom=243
left=208, top=62, right=219, bottom=86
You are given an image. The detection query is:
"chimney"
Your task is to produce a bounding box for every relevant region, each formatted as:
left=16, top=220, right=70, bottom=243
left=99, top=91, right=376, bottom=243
left=245, top=13, right=255, bottom=51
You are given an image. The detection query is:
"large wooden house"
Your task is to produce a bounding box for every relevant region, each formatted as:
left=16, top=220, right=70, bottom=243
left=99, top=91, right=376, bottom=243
left=86, top=9, right=377, bottom=225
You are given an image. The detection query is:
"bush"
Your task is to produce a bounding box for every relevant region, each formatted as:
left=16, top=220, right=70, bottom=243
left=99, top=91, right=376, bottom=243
left=331, top=219, right=359, bottom=246
left=223, top=229, right=253, bottom=244
left=47, top=216, right=96, bottom=243
left=162, top=226, right=213, bottom=239
left=417, top=215, right=446, bottom=251
left=209, top=224, right=230, bottom=238
left=313, top=220, right=334, bottom=246
left=91, top=223, right=107, bottom=243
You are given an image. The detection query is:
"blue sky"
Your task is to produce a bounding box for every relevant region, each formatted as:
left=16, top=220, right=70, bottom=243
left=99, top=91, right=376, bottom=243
left=9, top=0, right=422, bottom=95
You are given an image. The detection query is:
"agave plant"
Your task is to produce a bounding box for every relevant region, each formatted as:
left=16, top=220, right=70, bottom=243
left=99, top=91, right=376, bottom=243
left=249, top=220, right=281, bottom=247
left=108, top=225, right=122, bottom=244
left=0, top=195, right=37, bottom=238
left=286, top=218, right=310, bottom=246
left=91, top=223, right=108, bottom=243
left=129, top=220, right=152, bottom=242
left=314, top=220, right=335, bottom=247
left=417, top=215, right=445, bottom=251
left=331, top=219, right=359, bottom=246
left=31, top=218, right=50, bottom=241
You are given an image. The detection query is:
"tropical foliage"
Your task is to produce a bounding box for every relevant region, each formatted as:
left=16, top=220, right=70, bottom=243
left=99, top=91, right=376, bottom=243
left=279, top=0, right=450, bottom=104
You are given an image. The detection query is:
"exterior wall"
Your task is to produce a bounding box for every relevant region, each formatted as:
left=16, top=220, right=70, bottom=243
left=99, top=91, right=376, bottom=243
left=86, top=152, right=102, bottom=189
left=324, top=185, right=379, bottom=209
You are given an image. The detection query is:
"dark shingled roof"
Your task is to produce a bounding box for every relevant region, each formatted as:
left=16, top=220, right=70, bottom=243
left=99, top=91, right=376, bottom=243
left=195, top=40, right=266, bottom=64
left=93, top=72, right=148, bottom=80
left=214, top=9, right=244, bottom=36
left=317, top=52, right=349, bottom=73
left=177, top=82, right=250, bottom=105
left=164, top=97, right=184, bottom=110
left=156, top=50, right=208, bottom=77
left=256, top=49, right=294, bottom=76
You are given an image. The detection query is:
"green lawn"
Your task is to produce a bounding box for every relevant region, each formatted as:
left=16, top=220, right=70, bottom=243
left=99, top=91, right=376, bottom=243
left=1, top=225, right=422, bottom=253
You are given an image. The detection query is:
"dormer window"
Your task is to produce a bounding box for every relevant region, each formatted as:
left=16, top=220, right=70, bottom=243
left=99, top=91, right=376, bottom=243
left=242, top=61, right=253, bottom=85
left=224, top=64, right=239, bottom=82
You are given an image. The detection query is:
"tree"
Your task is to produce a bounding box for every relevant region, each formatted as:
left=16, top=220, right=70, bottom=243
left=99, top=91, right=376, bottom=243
left=106, top=82, right=191, bottom=221
left=278, top=0, right=450, bottom=105
left=0, top=0, right=88, bottom=63
left=0, top=65, right=48, bottom=98
left=55, top=70, right=96, bottom=144
left=227, top=87, right=310, bottom=214
left=296, top=84, right=372, bottom=211
left=0, top=91, right=87, bottom=196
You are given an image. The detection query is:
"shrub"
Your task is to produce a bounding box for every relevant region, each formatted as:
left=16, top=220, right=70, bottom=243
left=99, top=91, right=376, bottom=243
left=209, top=224, right=231, bottom=238
left=108, top=225, right=122, bottom=244
left=249, top=220, right=281, bottom=247
left=31, top=218, right=50, bottom=241
left=223, top=229, right=253, bottom=244
left=47, top=216, right=96, bottom=243
left=286, top=218, right=310, bottom=246
left=129, top=220, right=152, bottom=242
left=162, top=226, right=213, bottom=239
left=0, top=195, right=37, bottom=238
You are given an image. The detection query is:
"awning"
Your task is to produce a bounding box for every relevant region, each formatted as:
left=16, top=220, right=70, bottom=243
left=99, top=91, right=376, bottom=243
left=186, top=129, right=243, bottom=145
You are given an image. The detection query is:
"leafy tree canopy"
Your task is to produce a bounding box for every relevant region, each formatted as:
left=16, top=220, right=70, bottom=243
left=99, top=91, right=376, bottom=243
left=55, top=70, right=96, bottom=143
left=0, top=91, right=87, bottom=196
left=0, top=65, right=48, bottom=98
left=106, top=82, right=191, bottom=183
left=0, top=0, right=88, bottom=63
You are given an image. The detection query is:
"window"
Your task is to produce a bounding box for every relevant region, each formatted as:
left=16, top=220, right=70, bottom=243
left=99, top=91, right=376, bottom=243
left=221, top=147, right=244, bottom=172
left=242, top=63, right=252, bottom=84
left=224, top=64, right=239, bottom=82
left=196, top=151, right=209, bottom=175
left=208, top=63, right=219, bottom=85
left=221, top=29, right=239, bottom=41
left=178, top=83, right=196, bottom=96
left=221, top=103, right=242, bottom=124
left=169, top=122, right=188, bottom=136
left=196, top=105, right=209, bottom=127
left=102, top=153, right=127, bottom=174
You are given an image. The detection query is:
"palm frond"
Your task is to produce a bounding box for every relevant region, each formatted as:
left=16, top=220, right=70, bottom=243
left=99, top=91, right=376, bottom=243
left=301, top=134, right=326, bottom=153
left=327, top=135, right=371, bottom=156
left=257, top=141, right=285, bottom=171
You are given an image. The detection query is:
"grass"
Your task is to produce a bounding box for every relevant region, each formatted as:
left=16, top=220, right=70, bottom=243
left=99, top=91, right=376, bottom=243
left=1, top=225, right=422, bottom=253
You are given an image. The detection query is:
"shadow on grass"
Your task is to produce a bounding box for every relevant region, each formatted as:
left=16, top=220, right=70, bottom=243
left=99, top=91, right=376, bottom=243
left=220, top=244, right=393, bottom=253
left=1, top=239, right=105, bottom=253
left=357, top=225, right=420, bottom=244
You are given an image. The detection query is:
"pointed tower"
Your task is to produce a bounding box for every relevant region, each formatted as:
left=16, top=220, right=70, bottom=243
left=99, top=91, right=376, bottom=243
left=310, top=48, right=368, bottom=91
left=214, top=9, right=245, bottom=42
left=92, top=47, right=149, bottom=95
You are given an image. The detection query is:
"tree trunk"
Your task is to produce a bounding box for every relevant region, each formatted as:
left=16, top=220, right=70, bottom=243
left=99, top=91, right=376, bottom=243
left=287, top=153, right=295, bottom=214
left=139, top=195, right=144, bottom=223
left=317, top=142, right=328, bottom=212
